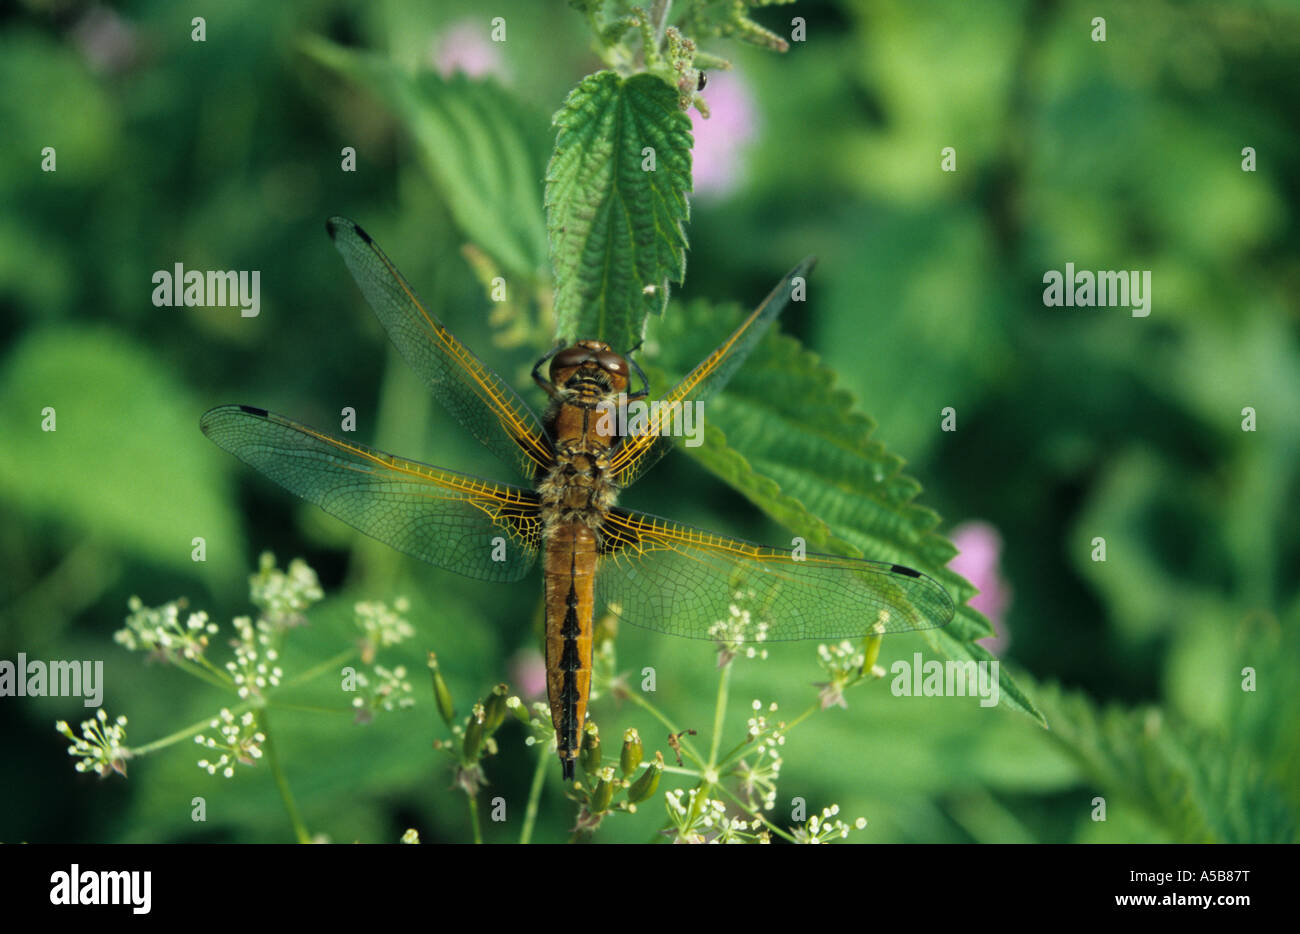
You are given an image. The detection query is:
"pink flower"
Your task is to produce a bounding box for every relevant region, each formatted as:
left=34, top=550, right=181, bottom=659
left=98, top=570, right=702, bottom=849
left=429, top=19, right=509, bottom=81
left=690, top=70, right=759, bottom=198
left=509, top=648, right=547, bottom=699
left=71, top=6, right=138, bottom=75
left=948, top=521, right=1012, bottom=654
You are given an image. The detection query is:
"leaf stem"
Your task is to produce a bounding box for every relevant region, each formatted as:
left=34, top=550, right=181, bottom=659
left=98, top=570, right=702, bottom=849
left=467, top=794, right=483, bottom=845
left=260, top=708, right=310, bottom=843
left=172, top=656, right=234, bottom=692
left=708, top=661, right=730, bottom=766
left=620, top=681, right=706, bottom=768
left=128, top=700, right=254, bottom=756
left=285, top=648, right=356, bottom=688
left=520, top=742, right=549, bottom=844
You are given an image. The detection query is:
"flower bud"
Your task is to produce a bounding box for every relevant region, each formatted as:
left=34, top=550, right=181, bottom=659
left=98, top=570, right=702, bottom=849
left=579, top=721, right=601, bottom=776
left=627, top=751, right=663, bottom=804
left=591, top=767, right=616, bottom=813
left=428, top=653, right=455, bottom=727
left=462, top=704, right=486, bottom=761
left=862, top=616, right=887, bottom=674
left=507, top=695, right=530, bottom=725
left=620, top=727, right=643, bottom=777
left=483, top=683, right=510, bottom=735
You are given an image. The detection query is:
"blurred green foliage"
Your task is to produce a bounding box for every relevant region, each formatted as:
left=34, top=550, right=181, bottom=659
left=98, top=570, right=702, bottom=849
left=1, top=0, right=1297, bottom=843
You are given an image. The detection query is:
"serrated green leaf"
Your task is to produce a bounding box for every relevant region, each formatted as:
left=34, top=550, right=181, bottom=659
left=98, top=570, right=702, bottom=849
left=646, top=296, right=1045, bottom=725
left=546, top=71, right=692, bottom=350
left=1032, top=680, right=1297, bottom=843
left=302, top=37, right=550, bottom=282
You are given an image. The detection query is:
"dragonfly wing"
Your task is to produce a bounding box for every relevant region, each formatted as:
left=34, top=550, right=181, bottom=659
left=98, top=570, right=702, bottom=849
left=596, top=507, right=954, bottom=641
left=608, top=258, right=816, bottom=487
left=326, top=217, right=553, bottom=481
left=201, top=405, right=541, bottom=582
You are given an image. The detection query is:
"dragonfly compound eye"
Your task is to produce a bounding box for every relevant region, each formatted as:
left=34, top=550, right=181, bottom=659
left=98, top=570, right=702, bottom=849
left=550, top=344, right=594, bottom=377
left=596, top=351, right=627, bottom=375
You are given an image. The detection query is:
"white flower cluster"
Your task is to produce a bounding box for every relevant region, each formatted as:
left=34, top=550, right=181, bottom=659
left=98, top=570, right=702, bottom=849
left=56, top=709, right=129, bottom=777
left=114, top=597, right=218, bottom=662
left=522, top=701, right=557, bottom=749
left=735, top=699, right=784, bottom=811
left=350, top=665, right=415, bottom=721
left=225, top=615, right=283, bottom=699
left=195, top=708, right=265, bottom=778
left=664, top=788, right=768, bottom=843
left=249, top=552, right=323, bottom=627
left=818, top=639, right=866, bottom=674
left=792, top=805, right=868, bottom=843
left=708, top=589, right=771, bottom=664
left=355, top=598, right=414, bottom=653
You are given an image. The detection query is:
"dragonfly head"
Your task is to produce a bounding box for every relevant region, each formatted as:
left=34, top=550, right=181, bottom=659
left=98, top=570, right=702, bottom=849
left=549, top=340, right=631, bottom=396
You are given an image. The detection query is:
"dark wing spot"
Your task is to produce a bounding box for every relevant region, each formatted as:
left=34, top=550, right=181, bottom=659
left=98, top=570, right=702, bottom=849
left=238, top=405, right=270, bottom=418
left=326, top=216, right=372, bottom=244
left=890, top=564, right=922, bottom=578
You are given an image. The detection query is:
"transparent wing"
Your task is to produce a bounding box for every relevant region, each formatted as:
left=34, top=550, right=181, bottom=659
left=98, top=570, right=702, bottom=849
left=597, top=507, right=953, bottom=640
left=608, top=258, right=816, bottom=487
left=201, top=405, right=541, bottom=582
left=327, top=216, right=553, bottom=481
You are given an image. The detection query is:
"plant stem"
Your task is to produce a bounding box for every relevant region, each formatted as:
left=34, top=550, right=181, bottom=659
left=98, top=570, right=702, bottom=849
left=520, top=743, right=549, bottom=844
left=713, top=782, right=797, bottom=843
left=467, top=794, right=483, bottom=845
left=285, top=648, right=356, bottom=688
left=708, top=661, right=730, bottom=766
left=260, top=708, right=310, bottom=843
left=172, top=656, right=234, bottom=692
left=621, top=682, right=706, bottom=768
left=128, top=700, right=254, bottom=756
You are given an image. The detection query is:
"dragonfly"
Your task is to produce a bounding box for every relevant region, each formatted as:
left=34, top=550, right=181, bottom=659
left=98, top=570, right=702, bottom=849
left=201, top=218, right=955, bottom=778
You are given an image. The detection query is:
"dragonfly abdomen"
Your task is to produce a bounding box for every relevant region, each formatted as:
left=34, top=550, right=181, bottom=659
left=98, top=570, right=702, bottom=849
left=543, top=522, right=598, bottom=779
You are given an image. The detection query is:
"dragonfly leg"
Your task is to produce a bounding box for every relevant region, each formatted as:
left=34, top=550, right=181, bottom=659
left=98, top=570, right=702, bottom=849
left=532, top=342, right=564, bottom=397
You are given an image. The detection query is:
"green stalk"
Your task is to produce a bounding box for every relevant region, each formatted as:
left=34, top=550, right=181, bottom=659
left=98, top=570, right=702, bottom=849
left=467, top=793, right=483, bottom=845
left=519, top=744, right=550, bottom=844
left=128, top=700, right=254, bottom=756
left=260, top=708, right=310, bottom=844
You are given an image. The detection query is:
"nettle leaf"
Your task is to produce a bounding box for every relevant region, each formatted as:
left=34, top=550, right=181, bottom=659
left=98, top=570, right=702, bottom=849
left=1033, top=681, right=1297, bottom=843
left=546, top=71, right=692, bottom=350
left=303, top=38, right=550, bottom=282
left=646, top=296, right=1045, bottom=725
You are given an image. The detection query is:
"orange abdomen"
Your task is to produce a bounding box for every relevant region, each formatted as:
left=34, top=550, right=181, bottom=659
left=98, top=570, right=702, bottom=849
left=543, top=522, right=598, bottom=779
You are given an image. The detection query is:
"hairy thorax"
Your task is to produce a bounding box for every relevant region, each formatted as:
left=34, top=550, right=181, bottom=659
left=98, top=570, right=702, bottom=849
left=537, top=385, right=621, bottom=537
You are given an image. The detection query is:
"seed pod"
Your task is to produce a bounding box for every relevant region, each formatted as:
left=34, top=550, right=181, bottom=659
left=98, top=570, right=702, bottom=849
left=428, top=653, right=455, bottom=727
left=483, top=683, right=509, bottom=735
left=620, top=727, right=643, bottom=777
left=507, top=695, right=530, bottom=725
left=580, top=721, right=602, bottom=776
left=592, top=767, right=616, bottom=812
left=627, top=752, right=664, bottom=804
left=462, top=705, right=486, bottom=761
